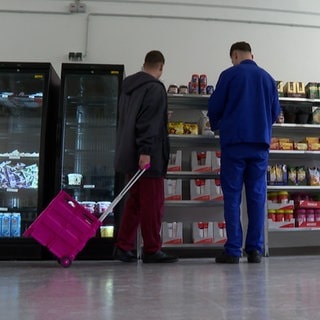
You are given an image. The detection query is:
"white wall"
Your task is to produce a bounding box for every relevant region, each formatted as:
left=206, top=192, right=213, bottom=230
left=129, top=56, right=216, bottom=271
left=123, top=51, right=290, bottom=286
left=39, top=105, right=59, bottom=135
left=1, top=0, right=320, bottom=88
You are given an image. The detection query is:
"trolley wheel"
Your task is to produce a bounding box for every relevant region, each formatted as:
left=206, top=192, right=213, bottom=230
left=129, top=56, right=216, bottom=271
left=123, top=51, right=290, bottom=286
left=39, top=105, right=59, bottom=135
left=59, top=257, right=72, bottom=268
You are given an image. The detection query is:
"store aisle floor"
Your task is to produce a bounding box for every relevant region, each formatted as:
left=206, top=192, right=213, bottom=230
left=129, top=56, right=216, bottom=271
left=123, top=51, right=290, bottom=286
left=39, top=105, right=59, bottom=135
left=1, top=256, right=319, bottom=320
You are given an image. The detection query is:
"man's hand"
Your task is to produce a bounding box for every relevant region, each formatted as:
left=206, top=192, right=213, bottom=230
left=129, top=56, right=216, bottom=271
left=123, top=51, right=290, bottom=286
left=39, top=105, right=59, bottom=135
left=139, top=154, right=150, bottom=170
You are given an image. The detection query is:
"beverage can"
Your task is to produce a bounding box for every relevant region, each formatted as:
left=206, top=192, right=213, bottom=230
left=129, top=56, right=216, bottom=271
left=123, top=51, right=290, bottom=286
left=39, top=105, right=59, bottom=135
left=190, top=74, right=199, bottom=94
left=206, top=85, right=214, bottom=95
left=199, top=74, right=207, bottom=94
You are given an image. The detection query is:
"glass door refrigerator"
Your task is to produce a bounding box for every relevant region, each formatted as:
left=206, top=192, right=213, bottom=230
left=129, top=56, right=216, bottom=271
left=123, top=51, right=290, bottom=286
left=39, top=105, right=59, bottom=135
left=55, top=63, right=124, bottom=260
left=0, top=62, right=60, bottom=259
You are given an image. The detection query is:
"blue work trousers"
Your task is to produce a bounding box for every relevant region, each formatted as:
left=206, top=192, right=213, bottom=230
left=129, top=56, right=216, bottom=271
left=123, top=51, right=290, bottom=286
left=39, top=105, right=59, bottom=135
left=220, top=143, right=269, bottom=257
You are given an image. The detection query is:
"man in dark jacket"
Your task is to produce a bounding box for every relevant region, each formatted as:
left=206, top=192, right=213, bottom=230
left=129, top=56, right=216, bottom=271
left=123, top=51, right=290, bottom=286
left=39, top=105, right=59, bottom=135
left=208, top=42, right=280, bottom=264
left=114, top=50, right=178, bottom=263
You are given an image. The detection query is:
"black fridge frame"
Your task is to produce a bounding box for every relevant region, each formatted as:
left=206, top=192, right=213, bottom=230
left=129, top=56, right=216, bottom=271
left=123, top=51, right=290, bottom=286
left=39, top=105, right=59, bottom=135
left=0, top=62, right=60, bottom=260
left=53, top=63, right=125, bottom=260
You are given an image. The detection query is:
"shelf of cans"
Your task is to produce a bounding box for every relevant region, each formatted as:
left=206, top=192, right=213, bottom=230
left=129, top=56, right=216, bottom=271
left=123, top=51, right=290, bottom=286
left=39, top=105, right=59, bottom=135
left=167, top=74, right=214, bottom=96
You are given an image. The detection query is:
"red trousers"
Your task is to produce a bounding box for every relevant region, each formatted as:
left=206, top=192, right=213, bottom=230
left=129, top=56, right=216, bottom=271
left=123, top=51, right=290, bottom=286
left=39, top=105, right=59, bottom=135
left=116, top=176, right=164, bottom=254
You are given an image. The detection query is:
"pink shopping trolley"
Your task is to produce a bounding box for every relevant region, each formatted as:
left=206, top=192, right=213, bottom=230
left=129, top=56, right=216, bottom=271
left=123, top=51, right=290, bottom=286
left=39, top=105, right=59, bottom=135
left=23, top=167, right=148, bottom=267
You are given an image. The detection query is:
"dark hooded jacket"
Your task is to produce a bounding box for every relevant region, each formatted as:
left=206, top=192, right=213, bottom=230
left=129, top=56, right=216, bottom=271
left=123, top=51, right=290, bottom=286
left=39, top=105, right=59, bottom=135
left=114, top=71, right=169, bottom=177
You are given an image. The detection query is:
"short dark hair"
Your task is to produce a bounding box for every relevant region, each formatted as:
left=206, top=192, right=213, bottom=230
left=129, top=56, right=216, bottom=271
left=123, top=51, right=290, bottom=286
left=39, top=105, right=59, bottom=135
left=229, top=42, right=252, bottom=57
left=144, top=50, right=165, bottom=67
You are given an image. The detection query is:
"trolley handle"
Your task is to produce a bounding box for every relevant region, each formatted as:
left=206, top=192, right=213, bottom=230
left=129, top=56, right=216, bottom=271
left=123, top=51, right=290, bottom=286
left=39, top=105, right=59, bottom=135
left=98, top=164, right=150, bottom=222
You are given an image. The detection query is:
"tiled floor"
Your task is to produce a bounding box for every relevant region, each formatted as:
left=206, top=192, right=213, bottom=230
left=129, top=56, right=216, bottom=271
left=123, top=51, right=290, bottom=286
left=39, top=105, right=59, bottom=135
left=1, top=256, right=320, bottom=320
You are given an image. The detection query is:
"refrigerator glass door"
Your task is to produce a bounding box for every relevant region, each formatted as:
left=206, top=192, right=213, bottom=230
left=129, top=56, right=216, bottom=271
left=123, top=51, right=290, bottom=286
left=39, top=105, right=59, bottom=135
left=0, top=72, right=45, bottom=237
left=61, top=70, right=122, bottom=236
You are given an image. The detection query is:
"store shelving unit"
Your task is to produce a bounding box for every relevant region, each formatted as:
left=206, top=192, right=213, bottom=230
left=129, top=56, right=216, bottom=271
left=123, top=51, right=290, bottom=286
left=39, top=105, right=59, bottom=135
left=266, top=96, right=320, bottom=256
left=165, top=94, right=320, bottom=257
left=163, top=94, right=225, bottom=258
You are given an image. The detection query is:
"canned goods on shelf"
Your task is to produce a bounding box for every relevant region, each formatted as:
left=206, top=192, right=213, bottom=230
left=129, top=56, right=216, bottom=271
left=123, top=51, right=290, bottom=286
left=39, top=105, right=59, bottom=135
left=275, top=209, right=284, bottom=222
left=278, top=191, right=289, bottom=203
left=268, top=209, right=276, bottom=221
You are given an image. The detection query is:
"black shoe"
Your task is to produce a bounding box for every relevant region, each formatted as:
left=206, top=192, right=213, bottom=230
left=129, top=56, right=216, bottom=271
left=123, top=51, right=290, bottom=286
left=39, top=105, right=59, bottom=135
left=113, top=247, right=137, bottom=263
left=215, top=251, right=240, bottom=264
left=142, top=250, right=178, bottom=263
left=247, top=250, right=262, bottom=263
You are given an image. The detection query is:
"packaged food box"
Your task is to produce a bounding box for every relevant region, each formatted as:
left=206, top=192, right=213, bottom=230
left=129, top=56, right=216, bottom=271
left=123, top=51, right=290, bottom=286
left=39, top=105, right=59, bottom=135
left=267, top=200, right=294, bottom=211
left=268, top=219, right=295, bottom=229
left=294, top=142, right=308, bottom=151
left=213, top=221, right=227, bottom=244
left=183, top=122, right=198, bottom=135
left=308, top=143, right=320, bottom=151
left=212, top=151, right=221, bottom=174
left=168, top=122, right=184, bottom=135
left=164, top=179, right=182, bottom=200
left=277, top=81, right=284, bottom=97
left=284, top=81, right=306, bottom=98
left=305, top=82, right=318, bottom=99
left=270, top=140, right=280, bottom=150
left=162, top=222, right=183, bottom=244
left=192, top=221, right=213, bottom=244
left=167, top=150, right=182, bottom=171
left=191, top=151, right=212, bottom=172
left=306, top=137, right=319, bottom=144
left=295, top=200, right=320, bottom=209
left=296, top=82, right=306, bottom=97
left=284, top=81, right=296, bottom=97
left=190, top=179, right=211, bottom=200
left=279, top=142, right=293, bottom=150
left=211, top=178, right=223, bottom=201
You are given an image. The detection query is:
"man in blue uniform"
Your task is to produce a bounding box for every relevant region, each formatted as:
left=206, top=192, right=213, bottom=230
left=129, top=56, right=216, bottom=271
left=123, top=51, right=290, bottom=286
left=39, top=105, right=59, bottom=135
left=208, top=42, right=280, bottom=263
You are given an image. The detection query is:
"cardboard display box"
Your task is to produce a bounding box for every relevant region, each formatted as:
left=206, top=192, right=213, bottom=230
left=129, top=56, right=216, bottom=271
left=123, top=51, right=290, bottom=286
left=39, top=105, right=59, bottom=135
left=162, top=222, right=183, bottom=244
left=190, top=179, right=211, bottom=200
left=192, top=221, right=213, bottom=244
left=213, top=221, right=227, bottom=244
left=191, top=151, right=212, bottom=172
left=268, top=219, right=295, bottom=229
left=164, top=179, right=182, bottom=200
left=167, top=150, right=182, bottom=171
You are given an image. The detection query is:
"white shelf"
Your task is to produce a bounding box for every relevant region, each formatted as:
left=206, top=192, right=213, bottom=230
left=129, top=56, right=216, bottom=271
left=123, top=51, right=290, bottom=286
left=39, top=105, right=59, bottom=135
left=162, top=243, right=223, bottom=249
left=269, top=227, right=320, bottom=232
left=165, top=200, right=223, bottom=207
left=270, top=150, right=320, bottom=155
left=166, top=171, right=219, bottom=179
left=273, top=123, right=320, bottom=129
left=267, top=185, right=320, bottom=190
left=279, top=97, right=320, bottom=103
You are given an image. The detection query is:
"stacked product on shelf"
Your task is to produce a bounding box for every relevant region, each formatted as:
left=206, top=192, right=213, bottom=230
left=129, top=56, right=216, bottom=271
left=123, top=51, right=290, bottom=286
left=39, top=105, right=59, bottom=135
left=190, top=151, right=222, bottom=201
left=277, top=81, right=320, bottom=98
left=192, top=221, right=227, bottom=244
left=267, top=191, right=320, bottom=229
left=165, top=150, right=182, bottom=200
left=162, top=222, right=183, bottom=244
left=167, top=73, right=214, bottom=96
left=0, top=212, right=21, bottom=237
